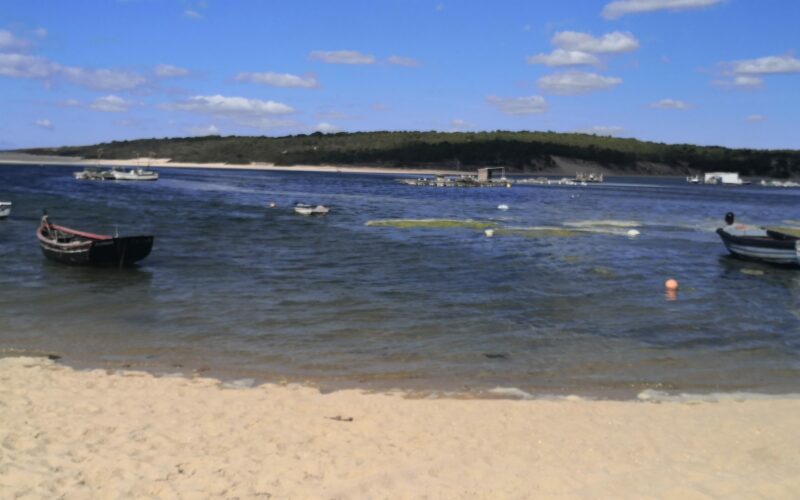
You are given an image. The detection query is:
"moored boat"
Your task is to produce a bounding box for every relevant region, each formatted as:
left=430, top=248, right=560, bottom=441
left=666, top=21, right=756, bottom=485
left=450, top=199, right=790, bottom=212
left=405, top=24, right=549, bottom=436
left=74, top=167, right=106, bottom=180
left=716, top=212, right=800, bottom=267
left=294, top=203, right=330, bottom=216
left=36, top=215, right=154, bottom=266
left=0, top=201, right=11, bottom=219
left=108, top=168, right=159, bottom=181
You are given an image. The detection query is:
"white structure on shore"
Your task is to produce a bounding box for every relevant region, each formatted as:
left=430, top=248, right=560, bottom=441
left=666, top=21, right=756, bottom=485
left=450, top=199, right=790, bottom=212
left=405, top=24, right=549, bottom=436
left=704, top=172, right=744, bottom=185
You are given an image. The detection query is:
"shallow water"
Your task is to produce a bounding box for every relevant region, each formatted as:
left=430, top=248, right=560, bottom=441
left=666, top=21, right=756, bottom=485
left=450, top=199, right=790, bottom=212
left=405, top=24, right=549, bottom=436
left=1, top=164, right=799, bottom=398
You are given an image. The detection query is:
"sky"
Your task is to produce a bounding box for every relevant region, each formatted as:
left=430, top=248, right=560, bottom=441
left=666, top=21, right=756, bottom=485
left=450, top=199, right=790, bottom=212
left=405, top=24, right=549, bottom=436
left=1, top=0, right=799, bottom=150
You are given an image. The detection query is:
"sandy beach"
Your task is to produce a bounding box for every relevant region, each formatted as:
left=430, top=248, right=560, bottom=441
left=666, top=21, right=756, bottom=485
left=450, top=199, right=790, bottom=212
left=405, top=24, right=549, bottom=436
left=2, top=356, right=799, bottom=498
left=0, top=152, right=462, bottom=176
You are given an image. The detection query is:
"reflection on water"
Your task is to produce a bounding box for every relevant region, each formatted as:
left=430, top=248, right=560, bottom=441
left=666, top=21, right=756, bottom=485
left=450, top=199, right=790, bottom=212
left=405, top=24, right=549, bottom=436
left=1, top=165, right=799, bottom=398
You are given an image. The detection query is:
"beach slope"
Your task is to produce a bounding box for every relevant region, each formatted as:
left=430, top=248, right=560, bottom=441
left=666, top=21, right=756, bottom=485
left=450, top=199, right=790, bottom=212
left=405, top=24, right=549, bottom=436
left=1, top=356, right=798, bottom=498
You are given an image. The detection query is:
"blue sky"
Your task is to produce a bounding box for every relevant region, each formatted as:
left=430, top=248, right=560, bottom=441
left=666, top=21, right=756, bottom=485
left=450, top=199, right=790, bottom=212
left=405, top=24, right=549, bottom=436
left=1, top=0, right=799, bottom=150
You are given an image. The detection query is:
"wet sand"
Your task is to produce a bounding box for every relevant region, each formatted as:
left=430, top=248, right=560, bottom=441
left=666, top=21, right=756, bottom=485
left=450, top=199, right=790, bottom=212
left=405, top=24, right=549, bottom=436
left=2, top=356, right=799, bottom=498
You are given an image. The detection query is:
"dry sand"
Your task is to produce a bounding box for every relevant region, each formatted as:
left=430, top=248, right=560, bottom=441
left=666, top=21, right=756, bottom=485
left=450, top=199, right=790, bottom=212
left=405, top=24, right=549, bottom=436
left=2, top=356, right=799, bottom=498
left=0, top=153, right=460, bottom=176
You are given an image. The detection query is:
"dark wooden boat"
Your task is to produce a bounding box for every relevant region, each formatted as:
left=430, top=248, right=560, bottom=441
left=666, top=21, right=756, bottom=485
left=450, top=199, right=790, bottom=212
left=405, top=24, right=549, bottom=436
left=37, top=215, right=154, bottom=266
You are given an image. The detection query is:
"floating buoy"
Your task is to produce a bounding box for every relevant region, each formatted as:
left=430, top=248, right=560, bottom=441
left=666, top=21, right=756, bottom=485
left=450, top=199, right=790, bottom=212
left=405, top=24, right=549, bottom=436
left=665, top=278, right=679, bottom=291
left=627, top=229, right=640, bottom=237
left=484, top=229, right=494, bottom=237
left=497, top=204, right=509, bottom=211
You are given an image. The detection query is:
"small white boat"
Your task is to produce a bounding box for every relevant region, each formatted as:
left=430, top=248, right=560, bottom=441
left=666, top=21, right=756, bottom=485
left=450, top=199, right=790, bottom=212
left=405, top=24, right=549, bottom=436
left=107, top=168, right=159, bottom=181
left=0, top=201, right=11, bottom=219
left=294, top=203, right=330, bottom=216
left=74, top=167, right=106, bottom=180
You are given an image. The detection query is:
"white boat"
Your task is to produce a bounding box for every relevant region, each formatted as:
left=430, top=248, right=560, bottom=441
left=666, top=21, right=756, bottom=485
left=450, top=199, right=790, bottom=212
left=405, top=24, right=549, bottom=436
left=74, top=167, right=106, bottom=180
left=107, top=168, right=159, bottom=181
left=686, top=175, right=701, bottom=184
left=717, top=213, right=800, bottom=266
left=0, top=201, right=11, bottom=219
left=294, top=203, right=330, bottom=216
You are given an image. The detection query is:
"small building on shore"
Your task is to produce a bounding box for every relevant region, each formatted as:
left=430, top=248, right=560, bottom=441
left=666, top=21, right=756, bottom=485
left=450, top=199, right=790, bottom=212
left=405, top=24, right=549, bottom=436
left=477, top=167, right=505, bottom=182
left=704, top=172, right=743, bottom=185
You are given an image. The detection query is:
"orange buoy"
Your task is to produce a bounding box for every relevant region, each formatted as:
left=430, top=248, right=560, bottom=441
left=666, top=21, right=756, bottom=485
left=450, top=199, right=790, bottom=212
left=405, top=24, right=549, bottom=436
left=665, top=278, right=679, bottom=291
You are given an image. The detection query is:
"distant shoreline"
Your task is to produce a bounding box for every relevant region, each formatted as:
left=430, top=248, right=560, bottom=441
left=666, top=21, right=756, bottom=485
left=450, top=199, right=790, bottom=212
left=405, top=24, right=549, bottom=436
left=0, top=153, right=463, bottom=176
left=0, top=152, right=687, bottom=178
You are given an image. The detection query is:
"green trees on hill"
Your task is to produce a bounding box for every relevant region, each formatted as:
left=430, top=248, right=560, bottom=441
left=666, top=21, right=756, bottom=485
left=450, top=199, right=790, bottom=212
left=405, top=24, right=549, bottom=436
left=21, top=131, right=800, bottom=177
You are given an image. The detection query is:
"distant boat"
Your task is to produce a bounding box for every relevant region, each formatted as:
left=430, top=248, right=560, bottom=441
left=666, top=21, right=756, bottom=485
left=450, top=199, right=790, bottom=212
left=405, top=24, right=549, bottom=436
left=294, top=203, right=330, bottom=216
left=74, top=167, right=106, bottom=180
left=36, top=214, right=154, bottom=266
left=0, top=201, right=11, bottom=219
left=74, top=167, right=158, bottom=181
left=717, top=213, right=799, bottom=267
left=686, top=175, right=701, bottom=184
left=107, top=167, right=159, bottom=181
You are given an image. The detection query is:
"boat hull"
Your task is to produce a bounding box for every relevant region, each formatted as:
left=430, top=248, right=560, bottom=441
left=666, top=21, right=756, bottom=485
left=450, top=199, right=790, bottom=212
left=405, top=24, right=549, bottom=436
left=39, top=236, right=154, bottom=266
left=717, top=228, right=799, bottom=266
left=40, top=236, right=154, bottom=266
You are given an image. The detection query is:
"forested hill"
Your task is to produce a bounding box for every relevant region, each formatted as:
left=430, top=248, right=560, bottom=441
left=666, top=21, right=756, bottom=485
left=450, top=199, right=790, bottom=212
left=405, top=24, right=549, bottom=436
left=20, top=131, right=800, bottom=178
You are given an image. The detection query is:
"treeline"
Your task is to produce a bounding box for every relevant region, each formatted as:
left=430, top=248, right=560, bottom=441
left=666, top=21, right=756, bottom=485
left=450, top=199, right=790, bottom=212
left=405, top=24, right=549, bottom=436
left=21, top=131, right=800, bottom=178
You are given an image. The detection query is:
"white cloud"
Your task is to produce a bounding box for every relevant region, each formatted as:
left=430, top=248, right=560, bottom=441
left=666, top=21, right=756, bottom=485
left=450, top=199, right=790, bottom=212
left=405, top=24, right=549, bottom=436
left=0, top=51, right=149, bottom=91
left=649, top=98, right=691, bottom=109
left=731, top=55, right=800, bottom=75
left=0, top=53, right=56, bottom=78
left=526, top=49, right=599, bottom=67
left=486, top=95, right=548, bottom=115
left=35, top=118, right=53, bottom=130
left=61, top=98, right=81, bottom=107
left=187, top=124, right=220, bottom=136
left=33, top=27, right=48, bottom=38
left=552, top=31, right=639, bottom=54
left=746, top=114, right=766, bottom=123
left=309, top=50, right=376, bottom=65
left=387, top=55, right=419, bottom=67
left=436, top=4, right=445, bottom=11
left=235, top=72, right=318, bottom=88
left=314, top=122, right=340, bottom=133
left=712, top=75, right=763, bottom=89
left=163, top=94, right=295, bottom=118
left=184, top=9, right=202, bottom=19
left=61, top=66, right=147, bottom=91
left=538, top=71, right=622, bottom=95
left=155, top=64, right=190, bottom=78
left=602, top=0, right=722, bottom=19
left=90, top=95, right=131, bottom=112
left=713, top=54, right=800, bottom=89
left=0, top=30, right=30, bottom=52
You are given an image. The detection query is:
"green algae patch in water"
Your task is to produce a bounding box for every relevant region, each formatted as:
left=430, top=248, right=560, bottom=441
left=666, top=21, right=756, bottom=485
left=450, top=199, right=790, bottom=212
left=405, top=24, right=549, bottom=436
left=494, top=226, right=583, bottom=238
left=592, top=266, right=615, bottom=277
left=564, top=219, right=642, bottom=228
left=366, top=219, right=496, bottom=230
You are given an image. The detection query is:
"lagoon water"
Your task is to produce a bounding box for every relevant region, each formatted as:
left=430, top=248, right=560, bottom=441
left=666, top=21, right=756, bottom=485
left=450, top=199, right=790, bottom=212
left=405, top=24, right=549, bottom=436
left=1, top=164, right=799, bottom=398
